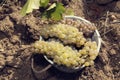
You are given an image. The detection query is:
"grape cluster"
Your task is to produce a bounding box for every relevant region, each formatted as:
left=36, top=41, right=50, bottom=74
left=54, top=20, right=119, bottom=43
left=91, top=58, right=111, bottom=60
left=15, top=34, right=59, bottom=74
left=34, top=41, right=78, bottom=67
left=78, top=41, right=98, bottom=66
left=39, top=23, right=86, bottom=47
left=34, top=40, right=98, bottom=67
left=61, top=19, right=96, bottom=37
left=34, top=23, right=98, bottom=68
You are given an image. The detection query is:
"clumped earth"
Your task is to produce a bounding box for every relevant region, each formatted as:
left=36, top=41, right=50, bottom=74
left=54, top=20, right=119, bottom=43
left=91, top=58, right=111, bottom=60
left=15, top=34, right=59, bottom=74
left=0, top=0, right=120, bottom=80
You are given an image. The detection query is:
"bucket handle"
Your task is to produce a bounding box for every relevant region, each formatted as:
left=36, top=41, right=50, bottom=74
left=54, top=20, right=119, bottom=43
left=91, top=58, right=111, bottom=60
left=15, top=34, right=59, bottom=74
left=31, top=57, right=52, bottom=74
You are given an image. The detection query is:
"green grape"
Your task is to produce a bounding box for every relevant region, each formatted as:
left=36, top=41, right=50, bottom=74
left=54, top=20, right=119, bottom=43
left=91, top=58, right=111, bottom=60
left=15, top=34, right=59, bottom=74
left=39, top=23, right=86, bottom=47
left=34, top=38, right=98, bottom=68
left=84, top=62, right=90, bottom=66
left=89, top=56, right=96, bottom=60
left=34, top=23, right=98, bottom=68
left=79, top=58, right=85, bottom=64
left=89, top=61, right=94, bottom=65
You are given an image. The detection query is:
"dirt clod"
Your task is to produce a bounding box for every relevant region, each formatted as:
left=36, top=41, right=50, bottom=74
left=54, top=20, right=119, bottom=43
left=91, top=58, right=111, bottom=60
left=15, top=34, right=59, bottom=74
left=0, top=16, right=14, bottom=36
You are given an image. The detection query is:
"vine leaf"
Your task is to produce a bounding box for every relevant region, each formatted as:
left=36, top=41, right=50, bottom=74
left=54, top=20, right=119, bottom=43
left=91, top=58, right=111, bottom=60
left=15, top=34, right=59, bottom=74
left=44, top=3, right=65, bottom=21
left=40, top=0, right=49, bottom=7
left=20, top=0, right=40, bottom=16
left=51, top=3, right=65, bottom=21
left=21, top=0, right=65, bottom=21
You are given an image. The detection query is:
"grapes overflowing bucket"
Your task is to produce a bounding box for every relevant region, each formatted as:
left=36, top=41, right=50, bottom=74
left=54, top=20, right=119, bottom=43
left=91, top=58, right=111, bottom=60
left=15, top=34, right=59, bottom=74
left=32, top=16, right=101, bottom=73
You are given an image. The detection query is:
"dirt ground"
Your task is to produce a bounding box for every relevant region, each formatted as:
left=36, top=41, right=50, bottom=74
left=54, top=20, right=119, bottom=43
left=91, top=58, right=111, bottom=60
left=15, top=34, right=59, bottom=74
left=0, top=0, right=120, bottom=80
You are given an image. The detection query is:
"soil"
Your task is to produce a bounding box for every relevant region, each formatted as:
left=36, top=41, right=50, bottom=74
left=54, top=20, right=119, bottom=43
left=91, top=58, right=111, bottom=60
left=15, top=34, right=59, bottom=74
left=0, top=0, right=120, bottom=80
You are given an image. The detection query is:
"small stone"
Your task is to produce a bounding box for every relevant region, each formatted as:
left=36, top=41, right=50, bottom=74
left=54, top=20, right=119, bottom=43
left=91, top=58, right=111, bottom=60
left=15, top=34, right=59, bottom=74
left=0, top=49, right=4, bottom=52
left=10, top=35, right=20, bottom=44
left=119, top=62, right=120, bottom=64
left=6, top=56, right=14, bottom=63
left=109, top=49, right=116, bottom=55
left=0, top=54, right=5, bottom=59
left=113, top=1, right=120, bottom=12
left=109, top=15, right=117, bottom=21
left=0, top=44, right=4, bottom=52
left=0, top=58, right=6, bottom=69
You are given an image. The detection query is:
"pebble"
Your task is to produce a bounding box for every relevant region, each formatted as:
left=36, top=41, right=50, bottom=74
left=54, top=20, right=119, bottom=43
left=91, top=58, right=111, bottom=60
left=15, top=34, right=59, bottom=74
left=113, top=1, right=120, bottom=12
left=0, top=54, right=6, bottom=69
left=0, top=44, right=4, bottom=52
left=0, top=49, right=4, bottom=52
left=109, top=15, right=117, bottom=21
left=109, top=49, right=116, bottom=55
left=6, top=56, right=14, bottom=63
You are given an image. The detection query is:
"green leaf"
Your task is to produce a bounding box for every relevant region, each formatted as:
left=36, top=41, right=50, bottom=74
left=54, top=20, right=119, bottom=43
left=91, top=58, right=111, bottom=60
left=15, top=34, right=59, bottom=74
left=32, top=0, right=40, bottom=9
left=20, top=0, right=40, bottom=16
left=42, top=11, right=49, bottom=19
left=51, top=3, right=65, bottom=21
left=40, top=0, right=49, bottom=7
left=51, top=12, right=62, bottom=21
left=42, top=3, right=65, bottom=21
